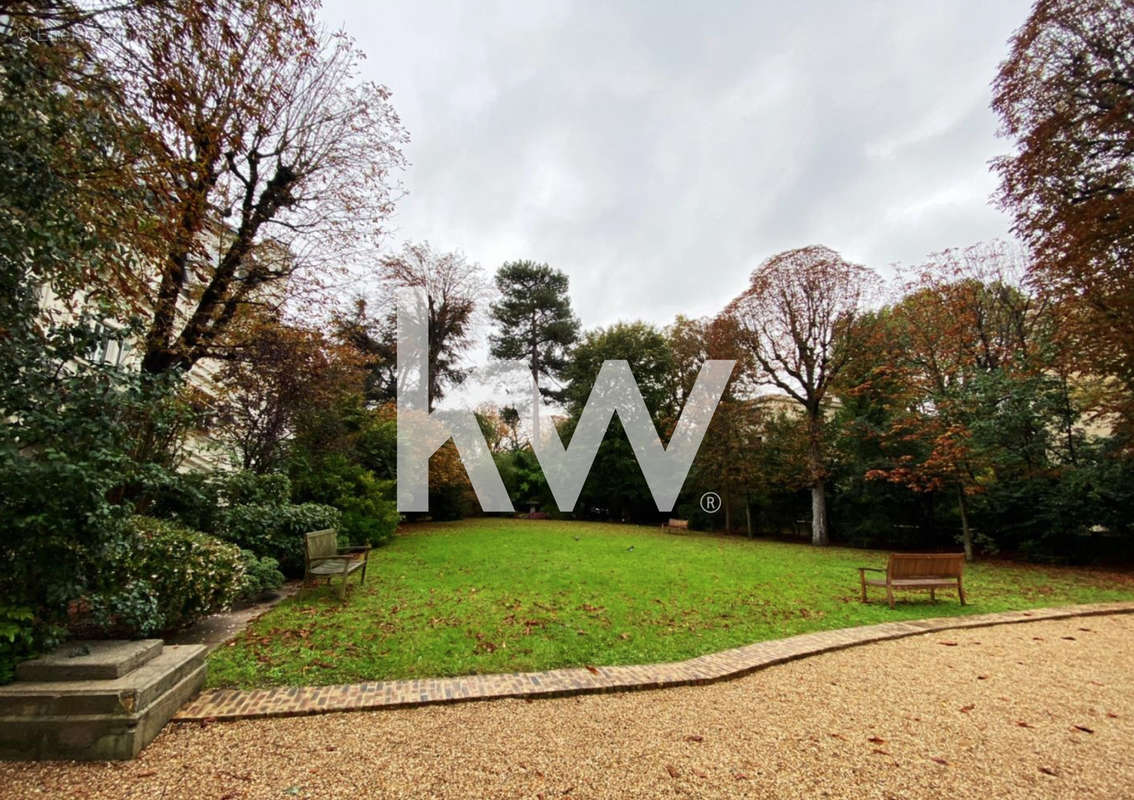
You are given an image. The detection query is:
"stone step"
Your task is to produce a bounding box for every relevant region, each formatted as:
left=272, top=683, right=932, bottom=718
left=0, top=657, right=206, bottom=761
left=0, top=645, right=206, bottom=718
left=15, top=639, right=164, bottom=682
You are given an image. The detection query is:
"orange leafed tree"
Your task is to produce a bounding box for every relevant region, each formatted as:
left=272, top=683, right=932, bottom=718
left=992, top=0, right=1134, bottom=439
left=100, top=0, right=407, bottom=373
left=725, top=245, right=881, bottom=546
left=865, top=242, right=1051, bottom=559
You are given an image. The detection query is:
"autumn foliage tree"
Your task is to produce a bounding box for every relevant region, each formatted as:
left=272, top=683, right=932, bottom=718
left=993, top=0, right=1134, bottom=437
left=214, top=319, right=366, bottom=473
left=864, top=243, right=1063, bottom=559
left=725, top=246, right=881, bottom=546
left=100, top=0, right=407, bottom=374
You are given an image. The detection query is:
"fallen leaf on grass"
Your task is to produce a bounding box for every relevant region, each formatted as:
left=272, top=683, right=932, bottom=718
left=618, top=632, right=630, bottom=640
left=665, top=764, right=680, bottom=778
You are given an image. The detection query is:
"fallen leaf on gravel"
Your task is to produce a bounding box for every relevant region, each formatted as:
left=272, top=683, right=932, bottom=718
left=930, top=757, right=949, bottom=766
left=692, top=768, right=707, bottom=778
left=829, top=733, right=846, bottom=740
left=1107, top=712, right=1119, bottom=719
left=867, top=736, right=886, bottom=744
left=1017, top=721, right=1033, bottom=728
left=1072, top=725, right=1094, bottom=734
left=733, top=772, right=750, bottom=780
left=1079, top=627, right=1092, bottom=632
left=960, top=705, right=975, bottom=713
left=135, top=771, right=157, bottom=778
left=1061, top=636, right=1076, bottom=641
left=684, top=735, right=704, bottom=743
left=938, top=641, right=958, bottom=647
left=1039, top=767, right=1058, bottom=776
left=584, top=665, right=599, bottom=675
left=665, top=764, right=680, bottom=778
left=870, top=748, right=890, bottom=755
left=977, top=675, right=989, bottom=680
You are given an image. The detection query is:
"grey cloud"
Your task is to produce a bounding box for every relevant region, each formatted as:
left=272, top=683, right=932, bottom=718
left=323, top=0, right=1032, bottom=329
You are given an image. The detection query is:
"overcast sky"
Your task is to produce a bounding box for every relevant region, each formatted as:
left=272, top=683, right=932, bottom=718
left=321, top=0, right=1032, bottom=332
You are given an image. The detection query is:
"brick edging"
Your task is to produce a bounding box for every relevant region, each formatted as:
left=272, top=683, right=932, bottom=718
left=172, top=601, right=1134, bottom=722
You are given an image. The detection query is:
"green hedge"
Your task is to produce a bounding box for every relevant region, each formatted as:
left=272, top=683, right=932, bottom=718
left=218, top=503, right=341, bottom=577
left=82, top=517, right=244, bottom=636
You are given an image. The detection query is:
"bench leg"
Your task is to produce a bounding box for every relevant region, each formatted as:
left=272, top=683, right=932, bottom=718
left=860, top=572, right=868, bottom=603
left=930, top=587, right=936, bottom=602
left=886, top=585, right=894, bottom=609
left=957, top=579, right=966, bottom=606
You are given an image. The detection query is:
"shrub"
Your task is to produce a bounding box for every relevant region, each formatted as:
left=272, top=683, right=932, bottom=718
left=289, top=455, right=398, bottom=547
left=81, top=517, right=244, bottom=636
left=221, top=471, right=292, bottom=507
left=219, top=503, right=341, bottom=576
left=0, top=605, right=39, bottom=684
left=236, top=550, right=285, bottom=603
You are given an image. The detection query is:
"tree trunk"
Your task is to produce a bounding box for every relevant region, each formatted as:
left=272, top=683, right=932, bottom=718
left=745, top=495, right=753, bottom=538
left=811, top=482, right=828, bottom=546
left=807, top=414, right=829, bottom=546
left=957, top=485, right=973, bottom=562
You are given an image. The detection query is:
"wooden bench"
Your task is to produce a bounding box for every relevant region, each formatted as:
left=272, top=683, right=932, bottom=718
left=858, top=553, right=966, bottom=609
left=304, top=529, right=371, bottom=600
left=661, top=519, right=689, bottom=531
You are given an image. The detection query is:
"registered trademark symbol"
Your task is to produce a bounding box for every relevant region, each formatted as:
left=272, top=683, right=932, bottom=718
left=700, top=491, right=721, bottom=514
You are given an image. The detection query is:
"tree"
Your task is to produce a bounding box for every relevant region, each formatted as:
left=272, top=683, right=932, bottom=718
left=380, top=241, right=488, bottom=410
left=213, top=319, right=366, bottom=472
left=489, top=260, right=579, bottom=446
left=864, top=243, right=1068, bottom=559
left=725, top=245, right=881, bottom=546
left=334, top=297, right=398, bottom=405
left=992, top=0, right=1134, bottom=437
left=100, top=0, right=406, bottom=374
left=488, top=261, right=580, bottom=393
left=560, top=322, right=675, bottom=520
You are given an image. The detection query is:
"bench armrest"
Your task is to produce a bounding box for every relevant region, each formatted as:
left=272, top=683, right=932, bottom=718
left=857, top=567, right=885, bottom=573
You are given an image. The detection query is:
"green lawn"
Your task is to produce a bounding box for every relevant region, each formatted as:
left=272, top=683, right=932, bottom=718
left=206, top=518, right=1134, bottom=688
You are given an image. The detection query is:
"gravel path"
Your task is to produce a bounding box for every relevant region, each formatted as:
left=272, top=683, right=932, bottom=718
left=2, top=614, right=1132, bottom=799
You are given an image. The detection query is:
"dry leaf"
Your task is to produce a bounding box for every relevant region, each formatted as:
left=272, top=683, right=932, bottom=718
left=867, top=736, right=886, bottom=744
left=960, top=705, right=975, bottom=713
left=1039, top=766, right=1057, bottom=776
left=1072, top=725, right=1094, bottom=734
left=930, top=757, right=949, bottom=765
left=938, top=641, right=958, bottom=647
left=665, top=764, right=680, bottom=779
left=684, top=735, right=704, bottom=743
